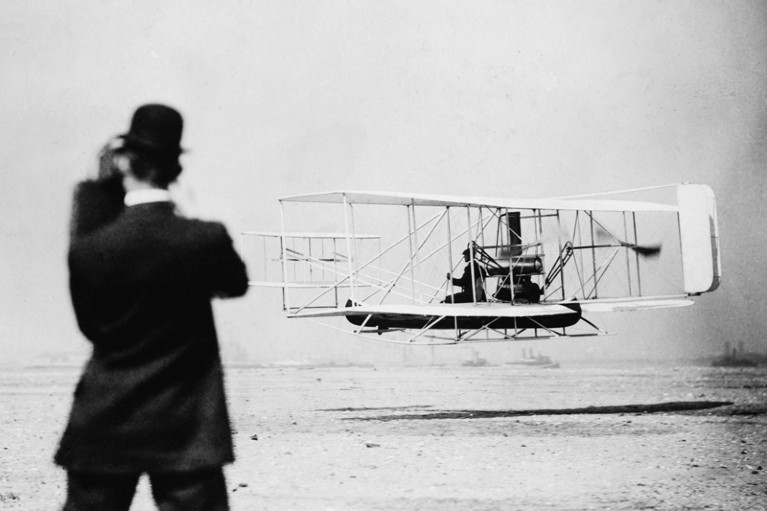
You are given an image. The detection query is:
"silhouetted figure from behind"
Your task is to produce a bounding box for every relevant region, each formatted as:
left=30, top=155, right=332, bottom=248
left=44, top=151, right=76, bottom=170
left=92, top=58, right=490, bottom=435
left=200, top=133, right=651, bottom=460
left=55, top=104, right=248, bottom=511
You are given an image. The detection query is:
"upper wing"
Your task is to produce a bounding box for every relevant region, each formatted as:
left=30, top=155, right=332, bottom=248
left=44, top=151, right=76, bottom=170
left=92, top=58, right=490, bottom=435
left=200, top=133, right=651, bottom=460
left=241, top=230, right=380, bottom=239
left=278, top=191, right=678, bottom=213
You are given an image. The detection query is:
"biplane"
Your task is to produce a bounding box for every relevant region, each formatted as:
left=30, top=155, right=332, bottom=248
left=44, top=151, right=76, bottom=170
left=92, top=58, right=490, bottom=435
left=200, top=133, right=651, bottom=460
left=242, top=183, right=720, bottom=344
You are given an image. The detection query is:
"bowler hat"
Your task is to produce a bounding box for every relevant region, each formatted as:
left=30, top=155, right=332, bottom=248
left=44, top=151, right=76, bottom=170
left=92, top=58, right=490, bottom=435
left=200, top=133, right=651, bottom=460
left=120, top=104, right=184, bottom=157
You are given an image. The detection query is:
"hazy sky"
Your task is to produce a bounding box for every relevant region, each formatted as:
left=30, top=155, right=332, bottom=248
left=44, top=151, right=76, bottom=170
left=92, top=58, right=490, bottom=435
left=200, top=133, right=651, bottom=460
left=2, top=1, right=765, bottom=365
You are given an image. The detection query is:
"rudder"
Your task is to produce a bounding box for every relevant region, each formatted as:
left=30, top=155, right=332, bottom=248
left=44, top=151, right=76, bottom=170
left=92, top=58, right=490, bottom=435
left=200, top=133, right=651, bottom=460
left=677, top=184, right=721, bottom=294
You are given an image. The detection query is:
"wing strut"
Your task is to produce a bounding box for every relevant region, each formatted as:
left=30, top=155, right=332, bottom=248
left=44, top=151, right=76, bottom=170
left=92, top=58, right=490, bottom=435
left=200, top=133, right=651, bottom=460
left=407, top=315, right=448, bottom=343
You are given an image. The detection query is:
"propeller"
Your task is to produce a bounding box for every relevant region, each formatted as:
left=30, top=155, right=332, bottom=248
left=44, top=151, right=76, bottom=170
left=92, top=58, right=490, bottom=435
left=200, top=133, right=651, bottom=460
left=494, top=226, right=661, bottom=259
left=625, top=243, right=662, bottom=258
left=595, top=226, right=661, bottom=258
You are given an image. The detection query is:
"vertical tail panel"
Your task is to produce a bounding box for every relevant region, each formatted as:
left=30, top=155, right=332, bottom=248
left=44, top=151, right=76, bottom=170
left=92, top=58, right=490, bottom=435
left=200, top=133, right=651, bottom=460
left=677, top=184, right=721, bottom=294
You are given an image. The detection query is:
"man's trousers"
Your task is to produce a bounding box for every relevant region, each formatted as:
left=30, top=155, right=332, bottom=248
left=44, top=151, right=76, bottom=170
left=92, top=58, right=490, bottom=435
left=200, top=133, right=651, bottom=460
left=62, top=467, right=229, bottom=511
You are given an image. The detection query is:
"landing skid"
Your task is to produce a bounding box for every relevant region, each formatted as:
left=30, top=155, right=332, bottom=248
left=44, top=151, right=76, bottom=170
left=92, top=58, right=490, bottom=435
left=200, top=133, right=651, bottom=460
left=310, top=316, right=609, bottom=345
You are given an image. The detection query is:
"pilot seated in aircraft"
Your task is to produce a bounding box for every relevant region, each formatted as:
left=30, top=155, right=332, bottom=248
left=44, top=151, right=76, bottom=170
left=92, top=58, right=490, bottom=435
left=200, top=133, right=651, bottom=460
left=442, top=247, right=488, bottom=303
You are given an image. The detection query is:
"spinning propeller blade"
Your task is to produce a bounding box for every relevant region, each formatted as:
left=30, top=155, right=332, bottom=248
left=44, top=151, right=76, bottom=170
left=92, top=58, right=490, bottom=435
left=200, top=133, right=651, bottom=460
left=596, top=226, right=661, bottom=258
left=626, top=243, right=662, bottom=257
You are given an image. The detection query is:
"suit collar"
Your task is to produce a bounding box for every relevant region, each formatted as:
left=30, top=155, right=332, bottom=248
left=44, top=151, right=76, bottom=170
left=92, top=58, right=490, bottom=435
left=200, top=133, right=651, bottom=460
left=124, top=189, right=172, bottom=207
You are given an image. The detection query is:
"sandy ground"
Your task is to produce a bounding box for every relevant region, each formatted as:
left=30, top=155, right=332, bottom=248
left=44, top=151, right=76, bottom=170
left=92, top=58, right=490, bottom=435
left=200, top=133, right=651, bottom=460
left=0, top=363, right=765, bottom=510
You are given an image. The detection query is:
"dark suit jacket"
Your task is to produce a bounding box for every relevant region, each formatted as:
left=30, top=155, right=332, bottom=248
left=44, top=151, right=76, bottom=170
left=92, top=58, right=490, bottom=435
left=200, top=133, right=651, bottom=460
left=451, top=261, right=487, bottom=290
left=55, top=179, right=248, bottom=473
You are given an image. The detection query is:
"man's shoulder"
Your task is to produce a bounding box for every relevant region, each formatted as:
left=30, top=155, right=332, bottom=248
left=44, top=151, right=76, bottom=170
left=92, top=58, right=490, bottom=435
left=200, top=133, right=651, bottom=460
left=178, top=216, right=227, bottom=233
left=70, top=179, right=126, bottom=238
left=170, top=216, right=233, bottom=245
left=74, top=178, right=125, bottom=200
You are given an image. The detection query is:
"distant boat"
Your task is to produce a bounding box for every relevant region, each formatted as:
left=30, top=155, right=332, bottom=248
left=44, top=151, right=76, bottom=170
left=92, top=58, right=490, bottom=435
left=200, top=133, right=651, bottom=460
left=711, top=341, right=765, bottom=368
left=25, top=351, right=88, bottom=369
left=506, top=348, right=560, bottom=368
left=462, top=349, right=490, bottom=367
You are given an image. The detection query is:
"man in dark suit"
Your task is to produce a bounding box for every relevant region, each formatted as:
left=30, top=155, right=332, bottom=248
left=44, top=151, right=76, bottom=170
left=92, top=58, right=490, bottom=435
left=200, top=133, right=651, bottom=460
left=55, top=104, right=249, bottom=511
left=442, top=246, right=488, bottom=304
